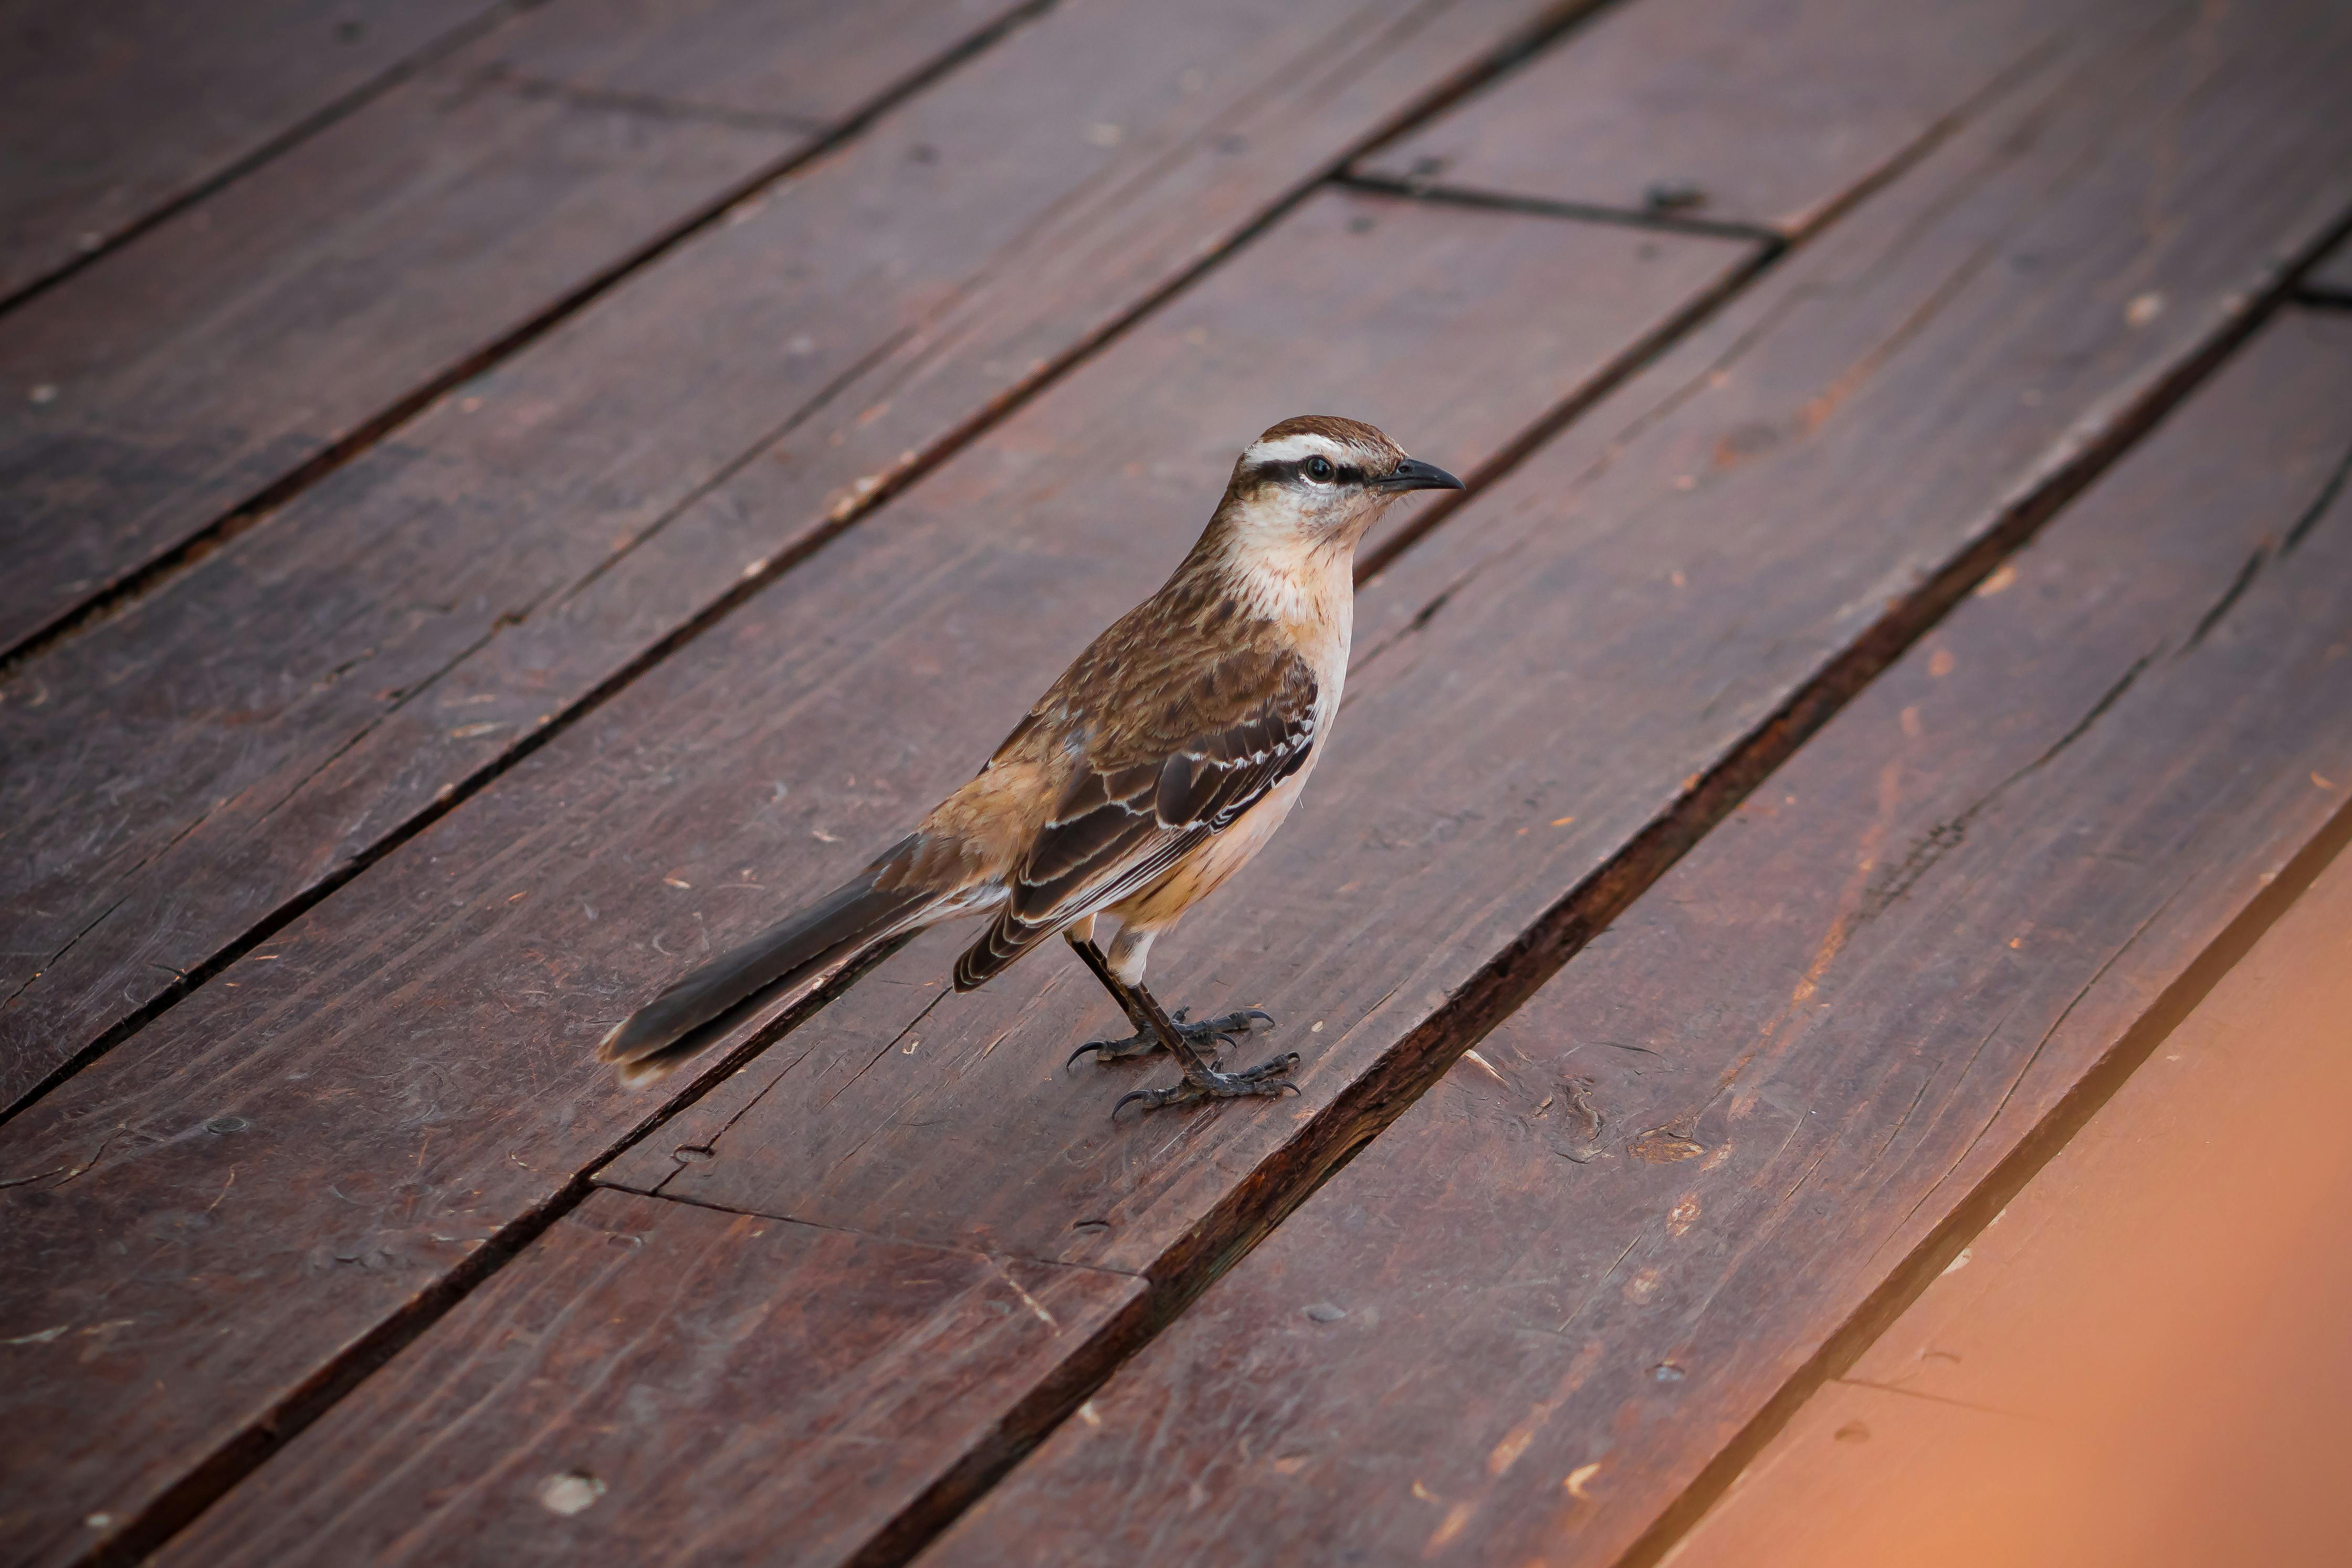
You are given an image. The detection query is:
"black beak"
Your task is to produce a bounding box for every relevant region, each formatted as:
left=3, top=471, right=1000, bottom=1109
left=1378, top=456, right=1464, bottom=492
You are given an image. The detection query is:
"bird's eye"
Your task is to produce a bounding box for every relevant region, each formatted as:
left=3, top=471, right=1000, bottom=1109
left=1303, top=455, right=1335, bottom=482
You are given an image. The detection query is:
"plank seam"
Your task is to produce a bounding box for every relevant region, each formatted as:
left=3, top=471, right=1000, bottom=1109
left=1339, top=29, right=2070, bottom=249
left=610, top=1186, right=1151, bottom=1281
left=1336, top=174, right=1782, bottom=244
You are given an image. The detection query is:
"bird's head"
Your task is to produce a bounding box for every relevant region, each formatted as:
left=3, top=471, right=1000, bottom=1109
left=1219, top=415, right=1463, bottom=553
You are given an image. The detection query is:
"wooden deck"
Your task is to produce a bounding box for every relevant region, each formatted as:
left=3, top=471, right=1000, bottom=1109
left=2, top=2, right=2348, bottom=1564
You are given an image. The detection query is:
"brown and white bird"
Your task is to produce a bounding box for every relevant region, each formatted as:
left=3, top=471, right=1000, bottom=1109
left=599, top=415, right=1461, bottom=1113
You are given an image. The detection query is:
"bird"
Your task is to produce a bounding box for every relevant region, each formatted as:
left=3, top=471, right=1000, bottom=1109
left=598, top=415, right=1462, bottom=1114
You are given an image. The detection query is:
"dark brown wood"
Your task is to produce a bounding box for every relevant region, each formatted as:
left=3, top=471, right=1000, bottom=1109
left=0, top=0, right=496, bottom=303
left=145, top=1188, right=1141, bottom=1568
left=7, top=5, right=2344, bottom=1562
left=1358, top=0, right=2065, bottom=237
left=0, top=194, right=1740, bottom=1567
left=921, top=309, right=2352, bottom=1567
left=0, top=0, right=1018, bottom=657
left=0, top=0, right=1583, bottom=1116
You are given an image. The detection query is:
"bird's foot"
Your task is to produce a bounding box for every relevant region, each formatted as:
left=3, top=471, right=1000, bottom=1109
left=1067, top=1006, right=1275, bottom=1070
left=1112, top=1049, right=1300, bottom=1118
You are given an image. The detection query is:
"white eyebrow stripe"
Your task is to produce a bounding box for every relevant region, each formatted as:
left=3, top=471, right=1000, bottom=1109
left=1245, top=433, right=1354, bottom=465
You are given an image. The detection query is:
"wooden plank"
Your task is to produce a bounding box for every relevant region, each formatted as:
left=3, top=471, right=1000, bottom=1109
left=0, top=0, right=1586, bottom=1116
left=921, top=308, right=2352, bottom=1567
left=8, top=6, right=2344, bottom=1562
left=1662, top=838, right=2352, bottom=1568
left=0, top=0, right=1021, bottom=658
left=0, top=0, right=497, bottom=304
left=0, top=194, right=1742, bottom=1567
left=1357, top=0, right=2064, bottom=237
left=142, top=1188, right=1141, bottom=1568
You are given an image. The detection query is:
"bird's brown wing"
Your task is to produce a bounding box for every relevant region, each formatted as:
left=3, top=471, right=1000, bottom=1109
left=951, top=648, right=1318, bottom=988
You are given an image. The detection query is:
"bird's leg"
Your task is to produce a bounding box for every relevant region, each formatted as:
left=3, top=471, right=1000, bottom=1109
left=1062, top=933, right=1273, bottom=1069
left=1111, top=976, right=1298, bottom=1117
left=1059, top=935, right=1295, bottom=1115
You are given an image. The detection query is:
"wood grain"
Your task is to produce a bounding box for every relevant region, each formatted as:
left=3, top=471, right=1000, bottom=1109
left=1664, top=828, right=2352, bottom=1568
left=0, top=0, right=1582, bottom=1117
left=0, top=0, right=496, bottom=303
left=10, top=3, right=2333, bottom=1558
left=922, top=309, right=2352, bottom=1567
left=0, top=193, right=1735, bottom=1567
left=146, top=1188, right=1141, bottom=1568
left=1357, top=0, right=2066, bottom=236
left=0, top=0, right=1016, bottom=658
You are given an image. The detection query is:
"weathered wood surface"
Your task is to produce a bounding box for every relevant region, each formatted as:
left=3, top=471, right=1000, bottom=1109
left=151, top=1188, right=1142, bottom=1568
left=1358, top=0, right=2062, bottom=236
left=0, top=0, right=1018, bottom=659
left=49, top=7, right=2349, bottom=1563
left=0, top=0, right=496, bottom=304
left=1667, top=840, right=2352, bottom=1568
left=0, top=0, right=1584, bottom=1117
left=925, top=309, right=2352, bottom=1567
left=0, top=193, right=1738, bottom=1567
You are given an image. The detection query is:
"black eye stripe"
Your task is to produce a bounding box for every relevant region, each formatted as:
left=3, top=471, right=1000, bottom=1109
left=1254, top=457, right=1372, bottom=487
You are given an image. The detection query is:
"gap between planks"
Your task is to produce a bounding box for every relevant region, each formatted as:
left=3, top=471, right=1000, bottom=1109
left=1334, top=26, right=2064, bottom=257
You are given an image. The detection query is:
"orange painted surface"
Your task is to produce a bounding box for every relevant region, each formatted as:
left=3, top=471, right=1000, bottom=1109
left=1664, top=837, right=2352, bottom=1568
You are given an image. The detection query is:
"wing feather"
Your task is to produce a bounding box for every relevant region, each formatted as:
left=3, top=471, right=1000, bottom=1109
left=951, top=650, right=1318, bottom=989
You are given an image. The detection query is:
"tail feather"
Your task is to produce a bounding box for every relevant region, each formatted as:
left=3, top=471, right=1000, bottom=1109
left=951, top=908, right=1031, bottom=992
left=599, top=839, right=937, bottom=1084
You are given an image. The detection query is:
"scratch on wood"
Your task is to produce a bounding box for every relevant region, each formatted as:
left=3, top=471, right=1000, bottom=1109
left=1719, top=756, right=1903, bottom=1118
left=1894, top=883, right=2180, bottom=1242
left=1557, top=1235, right=1643, bottom=1336
left=983, top=1256, right=1060, bottom=1331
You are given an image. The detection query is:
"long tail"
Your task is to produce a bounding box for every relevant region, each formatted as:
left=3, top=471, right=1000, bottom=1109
left=598, top=836, right=941, bottom=1085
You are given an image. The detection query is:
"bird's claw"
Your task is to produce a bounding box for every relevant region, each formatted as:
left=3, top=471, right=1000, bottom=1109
left=1067, top=1007, right=1276, bottom=1071
left=1111, top=1050, right=1301, bottom=1118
